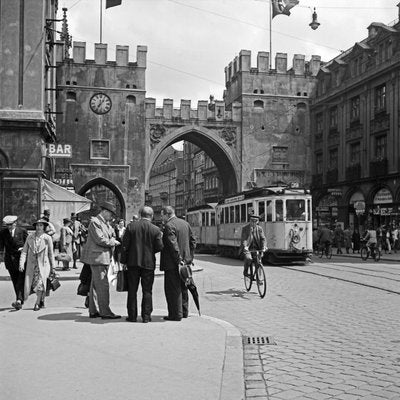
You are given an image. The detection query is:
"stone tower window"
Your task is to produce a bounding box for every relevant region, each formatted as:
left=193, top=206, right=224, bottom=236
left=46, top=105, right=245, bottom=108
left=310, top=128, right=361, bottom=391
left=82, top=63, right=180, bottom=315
left=254, top=100, right=264, bottom=109
left=126, top=95, right=136, bottom=104
left=66, top=91, right=76, bottom=101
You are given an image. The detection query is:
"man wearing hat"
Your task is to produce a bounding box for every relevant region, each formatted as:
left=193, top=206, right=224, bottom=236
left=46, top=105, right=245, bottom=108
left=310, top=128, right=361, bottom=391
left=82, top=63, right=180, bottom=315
left=70, top=213, right=84, bottom=269
left=80, top=201, right=121, bottom=319
left=239, top=212, right=267, bottom=278
left=0, top=216, right=28, bottom=309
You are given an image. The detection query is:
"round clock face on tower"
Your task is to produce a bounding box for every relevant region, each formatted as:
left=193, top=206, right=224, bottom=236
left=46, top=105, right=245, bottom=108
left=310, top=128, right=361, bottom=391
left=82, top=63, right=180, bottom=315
left=89, top=93, right=112, bottom=114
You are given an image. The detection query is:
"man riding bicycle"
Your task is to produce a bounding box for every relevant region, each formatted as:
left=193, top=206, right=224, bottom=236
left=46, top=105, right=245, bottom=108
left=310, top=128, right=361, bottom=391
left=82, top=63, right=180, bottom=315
left=363, top=225, right=377, bottom=255
left=240, top=214, right=267, bottom=278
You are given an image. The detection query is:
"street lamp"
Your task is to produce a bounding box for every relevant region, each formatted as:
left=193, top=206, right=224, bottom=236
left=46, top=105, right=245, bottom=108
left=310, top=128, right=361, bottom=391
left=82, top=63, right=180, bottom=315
left=309, top=7, right=320, bottom=30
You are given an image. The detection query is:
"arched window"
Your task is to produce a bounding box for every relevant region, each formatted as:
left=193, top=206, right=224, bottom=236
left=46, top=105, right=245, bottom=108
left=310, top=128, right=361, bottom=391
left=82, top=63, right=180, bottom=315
left=126, top=95, right=136, bottom=104
left=66, top=91, right=76, bottom=101
left=254, top=100, right=264, bottom=109
left=253, top=89, right=258, bottom=94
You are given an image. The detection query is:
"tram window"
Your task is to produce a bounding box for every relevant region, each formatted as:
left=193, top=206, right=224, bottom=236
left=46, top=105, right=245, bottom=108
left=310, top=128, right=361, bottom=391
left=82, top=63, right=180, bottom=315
left=230, top=206, right=234, bottom=223
left=247, top=203, right=253, bottom=221
left=224, top=207, right=229, bottom=224
left=235, top=205, right=240, bottom=222
left=240, top=204, right=246, bottom=222
left=202, top=212, right=207, bottom=226
left=286, top=200, right=305, bottom=221
left=276, top=200, right=283, bottom=221
left=220, top=208, right=224, bottom=224
left=266, top=201, right=273, bottom=221
left=258, top=202, right=265, bottom=222
left=307, top=200, right=311, bottom=221
left=210, top=212, right=216, bottom=226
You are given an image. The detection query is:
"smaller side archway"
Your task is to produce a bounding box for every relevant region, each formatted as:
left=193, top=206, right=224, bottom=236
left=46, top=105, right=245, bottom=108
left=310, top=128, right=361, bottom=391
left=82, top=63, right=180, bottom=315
left=77, top=177, right=126, bottom=223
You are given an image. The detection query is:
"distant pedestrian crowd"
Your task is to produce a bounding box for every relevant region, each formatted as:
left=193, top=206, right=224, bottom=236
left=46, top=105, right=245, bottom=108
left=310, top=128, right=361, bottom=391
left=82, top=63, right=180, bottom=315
left=0, top=203, right=196, bottom=323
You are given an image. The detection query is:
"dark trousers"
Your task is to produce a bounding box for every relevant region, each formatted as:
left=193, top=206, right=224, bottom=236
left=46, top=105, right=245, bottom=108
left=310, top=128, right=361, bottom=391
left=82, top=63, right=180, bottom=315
left=5, top=254, right=24, bottom=303
left=126, top=267, right=155, bottom=320
left=164, top=268, right=188, bottom=319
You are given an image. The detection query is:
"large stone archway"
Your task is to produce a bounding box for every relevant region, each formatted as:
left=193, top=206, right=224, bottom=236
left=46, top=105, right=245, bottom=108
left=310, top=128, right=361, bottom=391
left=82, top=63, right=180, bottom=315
left=146, top=125, right=240, bottom=196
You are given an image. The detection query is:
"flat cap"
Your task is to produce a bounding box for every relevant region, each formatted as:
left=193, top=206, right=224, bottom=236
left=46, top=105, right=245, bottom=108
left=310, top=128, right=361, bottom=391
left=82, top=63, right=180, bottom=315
left=3, top=215, right=18, bottom=225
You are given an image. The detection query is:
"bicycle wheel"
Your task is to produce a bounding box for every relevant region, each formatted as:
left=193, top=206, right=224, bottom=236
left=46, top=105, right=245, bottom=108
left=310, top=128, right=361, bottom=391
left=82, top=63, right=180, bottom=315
left=374, top=249, right=381, bottom=262
left=244, top=263, right=254, bottom=291
left=360, top=246, right=369, bottom=261
left=255, top=264, right=267, bottom=298
left=326, top=245, right=333, bottom=259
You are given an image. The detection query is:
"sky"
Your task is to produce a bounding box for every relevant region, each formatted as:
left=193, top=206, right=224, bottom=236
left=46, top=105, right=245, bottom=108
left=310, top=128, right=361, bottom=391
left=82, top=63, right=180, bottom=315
left=58, top=0, right=398, bottom=107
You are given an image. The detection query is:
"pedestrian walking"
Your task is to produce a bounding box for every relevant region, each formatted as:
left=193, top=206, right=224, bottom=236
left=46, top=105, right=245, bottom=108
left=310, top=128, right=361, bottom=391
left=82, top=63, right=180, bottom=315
left=352, top=228, right=361, bottom=253
left=343, top=226, right=352, bottom=254
left=80, top=201, right=121, bottom=320
left=71, top=213, right=84, bottom=269
left=19, top=219, right=56, bottom=311
left=160, top=206, right=196, bottom=321
left=114, top=218, right=126, bottom=268
left=42, top=208, right=56, bottom=238
left=0, top=215, right=28, bottom=310
left=334, top=223, right=344, bottom=254
left=120, top=206, right=163, bottom=323
left=59, top=217, right=74, bottom=270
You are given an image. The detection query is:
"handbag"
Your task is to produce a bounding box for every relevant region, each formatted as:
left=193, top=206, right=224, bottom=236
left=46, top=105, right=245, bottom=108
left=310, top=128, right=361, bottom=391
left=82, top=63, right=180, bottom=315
left=77, top=282, right=90, bottom=296
left=116, top=268, right=128, bottom=292
left=48, top=275, right=61, bottom=291
left=55, top=252, right=71, bottom=262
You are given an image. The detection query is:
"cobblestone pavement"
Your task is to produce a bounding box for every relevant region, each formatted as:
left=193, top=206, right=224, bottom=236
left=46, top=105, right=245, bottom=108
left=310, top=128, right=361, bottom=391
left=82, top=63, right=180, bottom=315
left=194, top=254, right=400, bottom=399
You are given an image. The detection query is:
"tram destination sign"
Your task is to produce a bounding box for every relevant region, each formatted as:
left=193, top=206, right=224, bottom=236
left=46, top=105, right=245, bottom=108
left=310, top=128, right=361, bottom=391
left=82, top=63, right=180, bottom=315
left=224, top=194, right=245, bottom=204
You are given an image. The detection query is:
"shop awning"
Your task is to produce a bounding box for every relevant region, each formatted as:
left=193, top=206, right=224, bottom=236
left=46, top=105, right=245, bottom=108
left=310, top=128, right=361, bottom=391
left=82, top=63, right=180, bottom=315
left=42, top=179, right=92, bottom=240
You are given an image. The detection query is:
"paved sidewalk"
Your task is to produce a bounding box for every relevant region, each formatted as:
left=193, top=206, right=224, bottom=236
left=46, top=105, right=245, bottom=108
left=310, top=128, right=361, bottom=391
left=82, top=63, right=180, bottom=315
left=325, top=247, right=400, bottom=263
left=0, top=263, right=244, bottom=400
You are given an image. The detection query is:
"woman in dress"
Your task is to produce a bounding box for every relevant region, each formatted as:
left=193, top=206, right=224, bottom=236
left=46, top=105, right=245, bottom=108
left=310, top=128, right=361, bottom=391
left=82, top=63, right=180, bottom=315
left=19, top=219, right=56, bottom=310
left=59, top=217, right=74, bottom=270
left=114, top=219, right=126, bottom=267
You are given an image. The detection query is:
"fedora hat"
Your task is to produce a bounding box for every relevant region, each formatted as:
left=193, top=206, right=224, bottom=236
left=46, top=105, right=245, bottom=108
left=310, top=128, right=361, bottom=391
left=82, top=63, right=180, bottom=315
left=249, top=214, right=260, bottom=219
left=33, top=218, right=49, bottom=227
left=3, top=215, right=18, bottom=225
left=63, top=218, right=72, bottom=224
left=99, top=201, right=117, bottom=214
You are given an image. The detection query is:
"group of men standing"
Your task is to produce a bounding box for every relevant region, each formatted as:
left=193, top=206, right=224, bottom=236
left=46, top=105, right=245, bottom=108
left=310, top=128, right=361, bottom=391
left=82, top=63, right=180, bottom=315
left=81, top=201, right=196, bottom=322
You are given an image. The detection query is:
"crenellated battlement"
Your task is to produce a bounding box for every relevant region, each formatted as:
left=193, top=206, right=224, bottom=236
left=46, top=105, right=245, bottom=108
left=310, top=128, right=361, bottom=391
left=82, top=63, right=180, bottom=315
left=144, top=98, right=242, bottom=122
left=55, top=41, right=147, bottom=68
left=224, top=50, right=321, bottom=84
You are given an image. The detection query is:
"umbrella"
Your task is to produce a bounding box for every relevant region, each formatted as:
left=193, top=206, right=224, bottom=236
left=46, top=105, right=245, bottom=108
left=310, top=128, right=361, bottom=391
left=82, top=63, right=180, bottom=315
left=179, top=262, right=201, bottom=316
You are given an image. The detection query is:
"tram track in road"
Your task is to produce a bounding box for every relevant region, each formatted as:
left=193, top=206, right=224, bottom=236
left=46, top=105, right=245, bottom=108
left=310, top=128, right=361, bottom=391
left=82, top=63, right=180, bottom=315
left=276, top=262, right=400, bottom=295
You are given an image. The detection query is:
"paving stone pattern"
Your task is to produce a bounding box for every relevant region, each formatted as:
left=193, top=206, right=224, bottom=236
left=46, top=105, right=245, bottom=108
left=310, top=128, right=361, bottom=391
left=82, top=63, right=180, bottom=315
left=196, top=255, right=400, bottom=399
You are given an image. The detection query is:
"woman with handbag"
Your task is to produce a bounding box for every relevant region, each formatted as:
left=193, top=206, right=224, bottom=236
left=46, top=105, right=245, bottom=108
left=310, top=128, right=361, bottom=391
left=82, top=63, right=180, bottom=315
left=19, top=219, right=56, bottom=310
left=59, top=218, right=74, bottom=271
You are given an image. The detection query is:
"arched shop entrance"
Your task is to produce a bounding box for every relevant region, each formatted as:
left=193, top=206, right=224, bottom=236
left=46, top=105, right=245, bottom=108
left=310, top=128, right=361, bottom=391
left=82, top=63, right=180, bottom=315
left=314, top=194, right=338, bottom=228
left=369, top=187, right=399, bottom=228
left=348, top=191, right=366, bottom=232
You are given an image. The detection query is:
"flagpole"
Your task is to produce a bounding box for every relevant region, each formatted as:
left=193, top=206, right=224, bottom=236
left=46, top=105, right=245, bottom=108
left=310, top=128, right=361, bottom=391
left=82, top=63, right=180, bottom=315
left=100, top=0, right=103, bottom=43
left=269, top=0, right=272, bottom=70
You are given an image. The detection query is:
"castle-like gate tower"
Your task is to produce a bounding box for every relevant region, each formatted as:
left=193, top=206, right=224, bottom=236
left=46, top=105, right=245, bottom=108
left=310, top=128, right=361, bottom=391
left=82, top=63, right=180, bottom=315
left=55, top=42, right=320, bottom=220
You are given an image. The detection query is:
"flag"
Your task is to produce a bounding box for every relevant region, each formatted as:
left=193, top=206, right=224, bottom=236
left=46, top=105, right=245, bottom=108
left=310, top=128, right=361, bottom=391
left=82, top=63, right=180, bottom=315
left=106, top=0, right=122, bottom=9
left=272, top=0, right=299, bottom=18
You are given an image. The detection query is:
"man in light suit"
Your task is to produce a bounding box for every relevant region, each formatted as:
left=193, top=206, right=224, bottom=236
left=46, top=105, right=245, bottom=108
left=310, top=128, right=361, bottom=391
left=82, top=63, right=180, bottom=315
left=80, top=201, right=121, bottom=319
left=0, top=216, right=28, bottom=310
left=160, top=206, right=196, bottom=321
left=120, top=206, right=163, bottom=323
left=240, top=214, right=267, bottom=277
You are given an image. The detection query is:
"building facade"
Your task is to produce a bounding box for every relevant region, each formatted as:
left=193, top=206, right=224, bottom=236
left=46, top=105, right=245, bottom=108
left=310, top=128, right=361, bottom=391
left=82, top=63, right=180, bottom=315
left=0, top=0, right=58, bottom=225
left=311, top=6, right=400, bottom=232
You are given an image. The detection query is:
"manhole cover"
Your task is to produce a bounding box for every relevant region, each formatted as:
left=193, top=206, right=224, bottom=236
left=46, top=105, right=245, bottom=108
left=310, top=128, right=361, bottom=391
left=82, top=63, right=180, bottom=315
left=244, top=336, right=276, bottom=345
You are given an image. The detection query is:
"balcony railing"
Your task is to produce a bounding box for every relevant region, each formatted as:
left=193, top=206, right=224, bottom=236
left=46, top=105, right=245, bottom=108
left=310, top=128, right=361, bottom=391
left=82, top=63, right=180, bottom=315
left=326, top=168, right=338, bottom=185
left=370, top=158, right=388, bottom=177
left=345, top=164, right=361, bottom=181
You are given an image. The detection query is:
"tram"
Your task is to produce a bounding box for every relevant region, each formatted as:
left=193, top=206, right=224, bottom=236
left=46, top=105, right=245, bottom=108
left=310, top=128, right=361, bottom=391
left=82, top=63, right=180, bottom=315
left=186, top=185, right=313, bottom=264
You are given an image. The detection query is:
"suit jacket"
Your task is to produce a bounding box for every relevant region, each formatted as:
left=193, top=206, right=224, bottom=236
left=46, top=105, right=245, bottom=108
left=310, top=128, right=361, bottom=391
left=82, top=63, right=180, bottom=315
left=0, top=226, right=28, bottom=270
left=80, top=214, right=117, bottom=266
left=160, top=216, right=196, bottom=271
left=240, top=223, right=266, bottom=254
left=120, top=219, right=163, bottom=269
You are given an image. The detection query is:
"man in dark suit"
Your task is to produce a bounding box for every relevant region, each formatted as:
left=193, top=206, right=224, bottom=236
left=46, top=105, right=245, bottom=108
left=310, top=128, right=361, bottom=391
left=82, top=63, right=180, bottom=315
left=0, top=215, right=28, bottom=309
left=160, top=206, right=196, bottom=321
left=121, top=206, right=163, bottom=323
left=240, top=214, right=267, bottom=277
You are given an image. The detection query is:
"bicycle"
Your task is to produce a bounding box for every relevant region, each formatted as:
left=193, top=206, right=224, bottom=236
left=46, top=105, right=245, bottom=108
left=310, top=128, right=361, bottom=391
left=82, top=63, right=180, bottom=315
left=317, top=241, right=333, bottom=259
left=360, top=241, right=380, bottom=262
left=243, top=251, right=267, bottom=298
